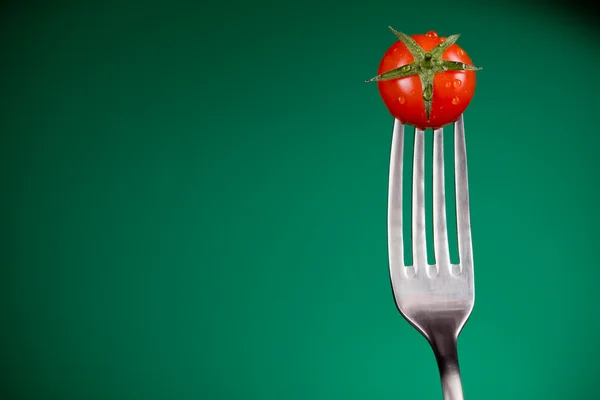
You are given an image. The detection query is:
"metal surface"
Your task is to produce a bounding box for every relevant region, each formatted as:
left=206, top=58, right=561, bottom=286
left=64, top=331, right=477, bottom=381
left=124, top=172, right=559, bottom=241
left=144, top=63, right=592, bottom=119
left=387, top=114, right=475, bottom=400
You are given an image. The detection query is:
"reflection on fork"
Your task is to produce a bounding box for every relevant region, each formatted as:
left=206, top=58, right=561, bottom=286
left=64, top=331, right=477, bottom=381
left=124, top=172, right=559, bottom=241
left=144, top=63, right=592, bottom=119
left=387, top=114, right=475, bottom=400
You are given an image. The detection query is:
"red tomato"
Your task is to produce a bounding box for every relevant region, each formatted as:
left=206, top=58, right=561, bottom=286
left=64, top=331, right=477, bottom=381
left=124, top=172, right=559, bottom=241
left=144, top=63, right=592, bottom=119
left=370, top=30, right=479, bottom=129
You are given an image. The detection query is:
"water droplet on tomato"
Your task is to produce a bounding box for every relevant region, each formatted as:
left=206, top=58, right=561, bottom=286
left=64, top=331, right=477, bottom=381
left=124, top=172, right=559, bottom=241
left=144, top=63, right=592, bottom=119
left=398, top=96, right=406, bottom=104
left=453, top=79, right=462, bottom=88
left=457, top=49, right=465, bottom=56
left=426, top=31, right=438, bottom=38
left=444, top=81, right=452, bottom=88
left=452, top=97, right=460, bottom=105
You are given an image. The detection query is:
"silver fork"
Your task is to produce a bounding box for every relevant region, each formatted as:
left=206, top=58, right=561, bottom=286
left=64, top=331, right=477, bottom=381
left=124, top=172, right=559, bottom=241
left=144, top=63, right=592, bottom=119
left=387, top=114, right=475, bottom=400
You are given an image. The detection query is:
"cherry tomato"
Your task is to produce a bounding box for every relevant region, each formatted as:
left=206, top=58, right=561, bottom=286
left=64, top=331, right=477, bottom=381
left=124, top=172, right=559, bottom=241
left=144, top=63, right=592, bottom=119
left=369, top=29, right=479, bottom=129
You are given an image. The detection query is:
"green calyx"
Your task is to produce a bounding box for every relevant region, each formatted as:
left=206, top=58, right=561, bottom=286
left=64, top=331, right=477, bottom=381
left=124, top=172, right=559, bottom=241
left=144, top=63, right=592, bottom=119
left=366, top=27, right=482, bottom=120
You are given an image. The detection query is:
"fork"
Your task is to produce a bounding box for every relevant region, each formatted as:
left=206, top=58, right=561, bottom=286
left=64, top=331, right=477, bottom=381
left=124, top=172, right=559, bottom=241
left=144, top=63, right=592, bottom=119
left=387, top=114, right=475, bottom=400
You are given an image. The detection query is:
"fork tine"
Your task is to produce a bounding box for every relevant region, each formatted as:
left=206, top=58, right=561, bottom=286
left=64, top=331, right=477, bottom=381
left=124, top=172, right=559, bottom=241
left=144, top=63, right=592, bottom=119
left=433, top=128, right=451, bottom=269
left=412, top=128, right=427, bottom=270
left=454, top=114, right=474, bottom=271
left=388, top=119, right=409, bottom=277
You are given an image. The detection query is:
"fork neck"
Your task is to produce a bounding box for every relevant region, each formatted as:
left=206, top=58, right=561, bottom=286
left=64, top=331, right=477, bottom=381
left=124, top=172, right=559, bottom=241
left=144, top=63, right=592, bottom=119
left=430, top=333, right=464, bottom=400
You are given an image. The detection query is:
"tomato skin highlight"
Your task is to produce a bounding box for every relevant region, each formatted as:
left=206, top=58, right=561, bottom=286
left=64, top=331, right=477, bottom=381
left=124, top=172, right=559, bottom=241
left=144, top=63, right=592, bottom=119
left=376, top=33, right=476, bottom=129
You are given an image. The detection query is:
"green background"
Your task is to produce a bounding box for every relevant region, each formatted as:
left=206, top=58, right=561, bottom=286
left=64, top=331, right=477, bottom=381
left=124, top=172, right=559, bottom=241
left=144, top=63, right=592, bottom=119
left=1, top=1, right=599, bottom=399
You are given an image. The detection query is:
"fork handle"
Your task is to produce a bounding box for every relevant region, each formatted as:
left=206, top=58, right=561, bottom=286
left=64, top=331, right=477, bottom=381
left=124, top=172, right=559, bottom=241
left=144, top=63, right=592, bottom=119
left=432, top=336, right=465, bottom=400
